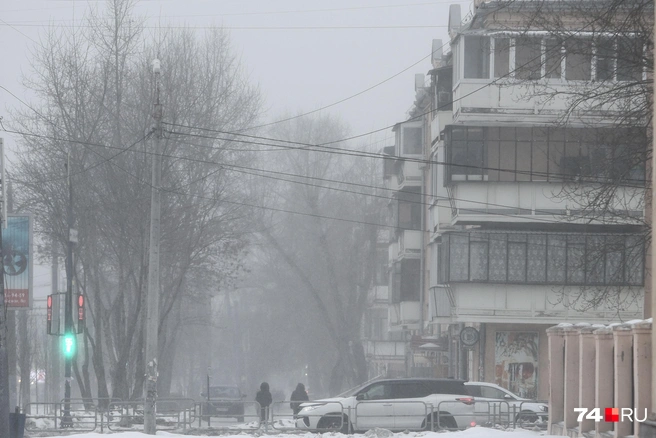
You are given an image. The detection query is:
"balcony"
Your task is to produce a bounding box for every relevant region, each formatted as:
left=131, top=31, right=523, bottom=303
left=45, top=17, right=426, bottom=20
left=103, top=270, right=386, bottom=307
left=436, top=231, right=645, bottom=288
left=450, top=183, right=643, bottom=225
left=441, top=125, right=645, bottom=225
left=398, top=230, right=422, bottom=259
left=389, top=301, right=421, bottom=330
left=451, top=34, right=642, bottom=125
left=364, top=340, right=406, bottom=359
left=386, top=160, right=422, bottom=192
left=444, top=283, right=643, bottom=325
left=370, top=286, right=389, bottom=303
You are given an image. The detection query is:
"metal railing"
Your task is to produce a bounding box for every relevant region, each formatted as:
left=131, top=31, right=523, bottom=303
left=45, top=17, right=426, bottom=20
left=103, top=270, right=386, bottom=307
left=274, top=400, right=347, bottom=432
left=21, top=396, right=549, bottom=434
left=194, top=400, right=261, bottom=431
left=435, top=400, right=502, bottom=430
left=356, top=399, right=433, bottom=431
left=269, top=400, right=347, bottom=432
left=105, top=399, right=196, bottom=432
left=24, top=400, right=97, bottom=433
left=515, top=400, right=549, bottom=429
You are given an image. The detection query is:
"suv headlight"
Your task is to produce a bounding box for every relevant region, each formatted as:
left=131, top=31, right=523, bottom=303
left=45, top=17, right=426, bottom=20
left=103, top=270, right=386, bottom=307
left=538, top=405, right=548, bottom=412
left=300, top=404, right=324, bottom=412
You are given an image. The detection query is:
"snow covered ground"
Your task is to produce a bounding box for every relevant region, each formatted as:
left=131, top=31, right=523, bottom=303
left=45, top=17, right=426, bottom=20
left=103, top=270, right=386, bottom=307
left=35, top=427, right=560, bottom=438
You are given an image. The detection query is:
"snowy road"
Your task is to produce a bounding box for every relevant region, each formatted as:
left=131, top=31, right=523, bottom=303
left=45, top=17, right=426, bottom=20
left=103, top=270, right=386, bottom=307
left=34, top=426, right=559, bottom=438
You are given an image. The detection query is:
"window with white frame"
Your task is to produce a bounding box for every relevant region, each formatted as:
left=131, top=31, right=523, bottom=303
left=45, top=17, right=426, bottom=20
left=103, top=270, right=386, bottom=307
left=515, top=37, right=542, bottom=80
left=493, top=38, right=511, bottom=78
left=464, top=36, right=490, bottom=79
left=458, top=34, right=643, bottom=82
left=396, top=121, right=423, bottom=156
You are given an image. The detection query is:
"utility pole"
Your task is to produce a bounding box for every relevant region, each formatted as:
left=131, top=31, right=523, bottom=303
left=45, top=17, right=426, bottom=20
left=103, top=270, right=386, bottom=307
left=143, top=58, right=162, bottom=435
left=49, top=246, right=60, bottom=404
left=61, top=152, right=76, bottom=428
left=0, top=138, right=10, bottom=438
left=651, top=4, right=656, bottom=427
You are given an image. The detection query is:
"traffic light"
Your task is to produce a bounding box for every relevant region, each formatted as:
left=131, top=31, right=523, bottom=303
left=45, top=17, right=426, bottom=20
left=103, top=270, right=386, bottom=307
left=62, top=332, right=76, bottom=359
left=47, top=295, right=53, bottom=335
left=77, top=294, right=85, bottom=334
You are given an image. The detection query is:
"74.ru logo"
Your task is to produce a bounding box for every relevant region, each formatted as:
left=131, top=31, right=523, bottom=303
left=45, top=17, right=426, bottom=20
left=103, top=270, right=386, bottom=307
left=574, top=408, right=648, bottom=423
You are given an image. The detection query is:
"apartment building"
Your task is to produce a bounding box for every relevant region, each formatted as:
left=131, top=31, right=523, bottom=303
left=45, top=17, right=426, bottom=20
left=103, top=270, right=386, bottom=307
left=364, top=0, right=647, bottom=400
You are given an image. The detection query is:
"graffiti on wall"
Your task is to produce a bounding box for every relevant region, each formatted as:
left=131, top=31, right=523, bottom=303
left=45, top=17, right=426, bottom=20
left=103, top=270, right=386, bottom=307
left=495, top=331, right=538, bottom=398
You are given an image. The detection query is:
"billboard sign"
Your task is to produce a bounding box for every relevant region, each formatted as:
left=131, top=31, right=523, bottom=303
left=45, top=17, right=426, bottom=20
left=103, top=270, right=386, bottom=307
left=3, top=214, right=33, bottom=309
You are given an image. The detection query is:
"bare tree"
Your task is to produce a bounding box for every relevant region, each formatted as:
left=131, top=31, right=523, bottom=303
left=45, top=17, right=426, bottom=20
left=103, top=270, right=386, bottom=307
left=244, top=114, right=384, bottom=396
left=11, top=0, right=261, bottom=402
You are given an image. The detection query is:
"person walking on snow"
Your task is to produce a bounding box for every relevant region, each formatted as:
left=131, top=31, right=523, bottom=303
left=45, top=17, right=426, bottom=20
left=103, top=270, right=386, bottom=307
left=290, top=383, right=309, bottom=417
left=255, top=382, right=272, bottom=422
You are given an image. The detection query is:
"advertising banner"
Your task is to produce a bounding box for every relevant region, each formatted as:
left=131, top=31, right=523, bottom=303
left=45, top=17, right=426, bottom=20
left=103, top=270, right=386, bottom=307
left=494, top=331, right=539, bottom=399
left=3, top=214, right=32, bottom=309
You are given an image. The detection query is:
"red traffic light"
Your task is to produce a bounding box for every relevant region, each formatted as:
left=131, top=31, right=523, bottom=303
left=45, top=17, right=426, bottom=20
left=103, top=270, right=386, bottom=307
left=77, top=294, right=85, bottom=333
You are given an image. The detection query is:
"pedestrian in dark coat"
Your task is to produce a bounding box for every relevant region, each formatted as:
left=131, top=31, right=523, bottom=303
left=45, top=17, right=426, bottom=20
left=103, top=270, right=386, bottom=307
left=290, top=382, right=309, bottom=417
left=255, top=382, right=272, bottom=422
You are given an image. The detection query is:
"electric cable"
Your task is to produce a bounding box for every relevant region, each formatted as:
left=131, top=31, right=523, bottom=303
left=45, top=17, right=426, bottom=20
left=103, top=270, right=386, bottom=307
left=4, top=127, right=643, bottom=227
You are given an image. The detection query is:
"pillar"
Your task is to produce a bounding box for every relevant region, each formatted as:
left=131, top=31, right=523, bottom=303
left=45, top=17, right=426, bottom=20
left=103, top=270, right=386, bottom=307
left=633, top=321, right=652, bottom=437
left=548, top=326, right=566, bottom=435
left=578, top=327, right=596, bottom=436
left=614, top=326, right=633, bottom=438
left=595, top=327, right=614, bottom=437
left=563, top=327, right=580, bottom=432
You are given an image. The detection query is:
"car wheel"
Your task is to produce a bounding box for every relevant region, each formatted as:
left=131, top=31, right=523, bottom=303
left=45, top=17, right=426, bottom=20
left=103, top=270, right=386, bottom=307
left=424, top=412, right=457, bottom=431
left=516, top=411, right=539, bottom=426
left=317, top=413, right=351, bottom=434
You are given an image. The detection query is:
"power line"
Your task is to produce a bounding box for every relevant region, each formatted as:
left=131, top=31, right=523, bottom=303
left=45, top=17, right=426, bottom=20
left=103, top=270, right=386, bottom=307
left=168, top=136, right=639, bottom=224
left=160, top=7, right=649, bottom=186
left=5, top=127, right=643, bottom=226
left=63, top=135, right=646, bottom=236
left=232, top=4, right=644, bottom=146
left=164, top=128, right=648, bottom=188
left=227, top=39, right=450, bottom=132
left=51, top=140, right=652, bottom=247
left=0, top=22, right=447, bottom=30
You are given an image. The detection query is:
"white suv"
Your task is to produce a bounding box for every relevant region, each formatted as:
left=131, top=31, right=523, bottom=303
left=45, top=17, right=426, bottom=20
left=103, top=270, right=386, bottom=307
left=295, top=378, right=476, bottom=433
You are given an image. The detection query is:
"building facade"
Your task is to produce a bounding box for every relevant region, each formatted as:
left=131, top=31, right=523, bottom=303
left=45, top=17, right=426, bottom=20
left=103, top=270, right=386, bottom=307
left=363, top=0, right=647, bottom=401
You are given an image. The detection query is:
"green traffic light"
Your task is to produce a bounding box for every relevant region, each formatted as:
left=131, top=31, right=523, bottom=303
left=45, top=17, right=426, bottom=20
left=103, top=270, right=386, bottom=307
left=62, top=333, right=76, bottom=358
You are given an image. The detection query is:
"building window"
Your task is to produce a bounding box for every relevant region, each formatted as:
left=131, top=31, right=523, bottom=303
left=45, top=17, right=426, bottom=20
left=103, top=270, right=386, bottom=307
left=375, top=249, right=388, bottom=286
left=400, top=259, right=421, bottom=301
left=403, top=127, right=423, bottom=155
left=545, top=39, right=562, bottom=79
left=397, top=190, right=422, bottom=230
left=596, top=37, right=615, bottom=81
left=441, top=232, right=644, bottom=286
left=464, top=36, right=490, bottom=79
left=565, top=39, right=592, bottom=80
left=445, top=126, right=646, bottom=183
left=460, top=35, right=640, bottom=83
left=493, top=38, right=511, bottom=78
left=617, top=37, right=644, bottom=81
left=448, top=126, right=487, bottom=180
left=515, top=37, right=542, bottom=80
